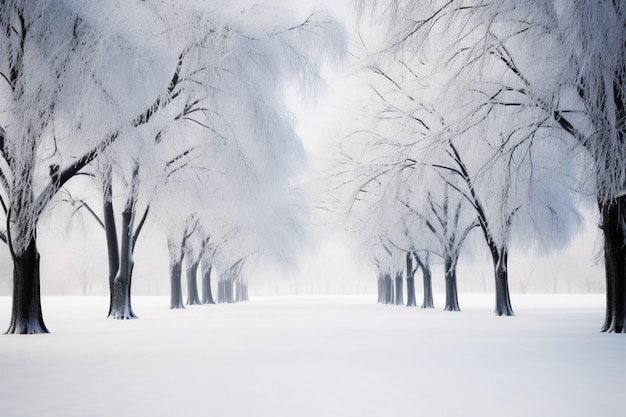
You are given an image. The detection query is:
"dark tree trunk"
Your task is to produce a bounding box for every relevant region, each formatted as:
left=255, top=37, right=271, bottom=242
left=444, top=255, right=460, bottom=312
left=377, top=274, right=384, bottom=303
left=168, top=240, right=185, bottom=310
left=491, top=246, right=514, bottom=316
left=599, top=196, right=626, bottom=333
left=383, top=273, right=394, bottom=304
left=414, top=253, right=434, bottom=309
left=406, top=276, right=416, bottom=307
left=422, top=264, right=435, bottom=308
left=168, top=227, right=191, bottom=309
left=108, top=203, right=137, bottom=319
left=394, top=272, right=404, bottom=306
left=406, top=253, right=417, bottom=307
left=201, top=260, right=215, bottom=304
left=6, top=237, right=48, bottom=334
left=169, top=258, right=184, bottom=309
left=186, top=260, right=201, bottom=305
left=103, top=180, right=121, bottom=319
left=422, top=265, right=434, bottom=309
left=217, top=280, right=225, bottom=303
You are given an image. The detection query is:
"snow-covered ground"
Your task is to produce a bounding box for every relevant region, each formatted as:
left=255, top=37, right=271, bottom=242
left=0, top=294, right=623, bottom=417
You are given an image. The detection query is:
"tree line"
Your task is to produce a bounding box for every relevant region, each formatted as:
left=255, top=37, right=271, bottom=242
left=322, top=0, right=625, bottom=332
left=0, top=0, right=344, bottom=333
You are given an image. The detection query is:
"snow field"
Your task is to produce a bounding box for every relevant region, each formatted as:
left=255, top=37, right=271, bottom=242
left=0, top=294, right=623, bottom=417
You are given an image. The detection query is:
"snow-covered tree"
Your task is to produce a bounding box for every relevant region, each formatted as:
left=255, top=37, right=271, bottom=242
left=361, top=0, right=622, bottom=330
left=0, top=1, right=175, bottom=333
left=0, top=0, right=345, bottom=329
left=352, top=0, right=587, bottom=319
left=478, top=0, right=626, bottom=332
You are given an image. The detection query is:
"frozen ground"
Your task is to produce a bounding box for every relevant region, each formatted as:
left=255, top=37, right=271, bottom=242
left=0, top=294, right=623, bottom=417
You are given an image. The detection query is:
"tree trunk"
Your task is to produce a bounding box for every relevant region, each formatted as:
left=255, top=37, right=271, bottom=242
left=444, top=255, right=460, bottom=311
left=6, top=237, right=48, bottom=334
left=227, top=277, right=236, bottom=303
left=406, top=276, right=416, bottom=307
left=217, top=280, right=225, bottom=303
left=376, top=273, right=384, bottom=303
left=415, top=253, right=434, bottom=309
left=394, top=272, right=404, bottom=306
left=422, top=265, right=434, bottom=309
left=169, top=259, right=184, bottom=309
left=599, top=196, right=626, bottom=333
left=186, top=260, right=201, bottom=305
left=383, top=273, right=394, bottom=304
left=235, top=280, right=242, bottom=301
left=103, top=179, right=120, bottom=319
left=168, top=242, right=185, bottom=309
left=108, top=206, right=137, bottom=319
left=406, top=253, right=417, bottom=307
left=201, top=260, right=215, bottom=304
left=491, top=246, right=514, bottom=316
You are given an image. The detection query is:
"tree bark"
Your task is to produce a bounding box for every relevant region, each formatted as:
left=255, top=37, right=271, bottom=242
left=6, top=237, right=48, bottom=334
left=422, top=266, right=434, bottom=309
left=235, top=280, right=248, bottom=302
left=103, top=181, right=120, bottom=316
left=406, top=253, right=417, bottom=307
left=382, top=273, right=394, bottom=304
left=103, top=179, right=121, bottom=319
left=414, top=253, right=434, bottom=309
left=406, top=276, right=416, bottom=307
left=108, top=205, right=137, bottom=319
left=599, top=196, right=626, bottom=333
left=168, top=242, right=185, bottom=309
left=227, top=277, right=236, bottom=303
left=201, top=259, right=215, bottom=304
left=394, top=271, right=404, bottom=306
left=444, top=255, right=460, bottom=311
left=186, top=259, right=201, bottom=305
left=376, top=273, right=384, bottom=303
left=491, top=246, right=514, bottom=316
left=217, top=280, right=225, bottom=303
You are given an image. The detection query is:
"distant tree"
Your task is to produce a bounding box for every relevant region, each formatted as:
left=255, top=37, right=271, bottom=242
left=184, top=241, right=202, bottom=306
left=167, top=217, right=197, bottom=310
left=200, top=243, right=217, bottom=305
left=431, top=141, right=518, bottom=316
left=413, top=251, right=434, bottom=309
left=217, top=259, right=243, bottom=304
left=411, top=186, right=477, bottom=311
left=352, top=0, right=585, bottom=319
left=405, top=252, right=417, bottom=307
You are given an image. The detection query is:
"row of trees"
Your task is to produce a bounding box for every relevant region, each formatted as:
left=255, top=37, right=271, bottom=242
left=0, top=0, right=345, bottom=333
left=323, top=0, right=624, bottom=331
